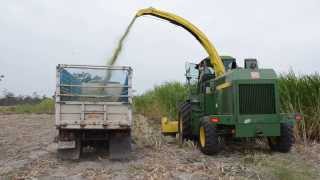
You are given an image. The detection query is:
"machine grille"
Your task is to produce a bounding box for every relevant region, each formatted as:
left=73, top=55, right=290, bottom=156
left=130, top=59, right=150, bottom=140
left=239, top=84, right=276, bottom=114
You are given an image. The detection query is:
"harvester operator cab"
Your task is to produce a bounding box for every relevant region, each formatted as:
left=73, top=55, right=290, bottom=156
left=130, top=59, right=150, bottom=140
left=198, top=59, right=215, bottom=82
left=185, top=56, right=240, bottom=92
left=196, top=56, right=239, bottom=81
left=191, top=58, right=216, bottom=94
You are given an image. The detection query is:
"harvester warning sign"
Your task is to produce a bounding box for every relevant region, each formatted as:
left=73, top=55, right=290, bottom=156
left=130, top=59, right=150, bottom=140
left=251, top=72, right=260, bottom=79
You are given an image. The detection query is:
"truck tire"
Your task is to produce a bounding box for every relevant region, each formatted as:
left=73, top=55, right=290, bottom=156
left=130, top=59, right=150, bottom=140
left=268, top=123, right=294, bottom=153
left=57, top=137, right=81, bottom=160
left=178, top=102, right=193, bottom=142
left=109, top=130, right=132, bottom=160
left=199, top=120, right=222, bottom=155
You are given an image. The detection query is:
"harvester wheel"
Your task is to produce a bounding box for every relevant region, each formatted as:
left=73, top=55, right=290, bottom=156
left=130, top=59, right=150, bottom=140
left=199, top=121, right=222, bottom=155
left=178, top=102, right=192, bottom=143
left=268, top=123, right=294, bottom=153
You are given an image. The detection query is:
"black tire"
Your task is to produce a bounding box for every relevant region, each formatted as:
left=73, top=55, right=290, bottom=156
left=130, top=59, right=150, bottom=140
left=109, top=130, right=132, bottom=160
left=268, top=123, right=294, bottom=153
left=199, top=120, right=222, bottom=155
left=178, top=102, right=193, bottom=142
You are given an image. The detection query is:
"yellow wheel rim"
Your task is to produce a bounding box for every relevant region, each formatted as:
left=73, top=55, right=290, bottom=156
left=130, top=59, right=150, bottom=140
left=179, top=118, right=183, bottom=144
left=199, top=127, right=205, bottom=147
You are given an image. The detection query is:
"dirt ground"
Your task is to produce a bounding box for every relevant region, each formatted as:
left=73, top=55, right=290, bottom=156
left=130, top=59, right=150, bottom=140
left=0, top=114, right=319, bottom=180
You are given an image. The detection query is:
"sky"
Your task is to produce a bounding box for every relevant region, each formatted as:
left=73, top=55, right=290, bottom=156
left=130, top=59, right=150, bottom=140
left=0, top=0, right=319, bottom=96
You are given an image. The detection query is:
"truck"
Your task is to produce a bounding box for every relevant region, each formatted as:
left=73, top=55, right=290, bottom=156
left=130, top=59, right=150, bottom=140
left=55, top=64, right=133, bottom=160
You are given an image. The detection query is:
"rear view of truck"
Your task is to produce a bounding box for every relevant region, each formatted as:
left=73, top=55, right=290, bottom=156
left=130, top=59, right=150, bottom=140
left=55, top=64, right=132, bottom=160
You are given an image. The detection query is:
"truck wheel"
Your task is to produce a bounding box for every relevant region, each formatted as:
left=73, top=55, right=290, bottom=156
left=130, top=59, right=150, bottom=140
left=178, top=102, right=192, bottom=143
left=268, top=123, right=294, bottom=153
left=199, top=121, right=222, bottom=155
left=109, top=130, right=132, bottom=160
left=57, top=137, right=81, bottom=160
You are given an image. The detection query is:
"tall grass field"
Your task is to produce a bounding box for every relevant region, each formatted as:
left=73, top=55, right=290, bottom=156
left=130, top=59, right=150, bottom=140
left=0, top=98, right=54, bottom=114
left=278, top=72, right=320, bottom=141
left=133, top=82, right=188, bottom=119
left=134, top=73, right=320, bottom=141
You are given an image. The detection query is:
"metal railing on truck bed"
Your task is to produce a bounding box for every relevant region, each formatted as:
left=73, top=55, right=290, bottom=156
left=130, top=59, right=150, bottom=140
left=55, top=64, right=133, bottom=129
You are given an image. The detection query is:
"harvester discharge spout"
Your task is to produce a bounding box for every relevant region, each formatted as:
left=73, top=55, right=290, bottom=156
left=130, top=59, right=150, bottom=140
left=135, top=7, right=226, bottom=77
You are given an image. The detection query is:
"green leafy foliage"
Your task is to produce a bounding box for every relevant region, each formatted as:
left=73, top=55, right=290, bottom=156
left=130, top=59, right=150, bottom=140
left=278, top=72, right=320, bottom=141
left=134, top=81, right=188, bottom=119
